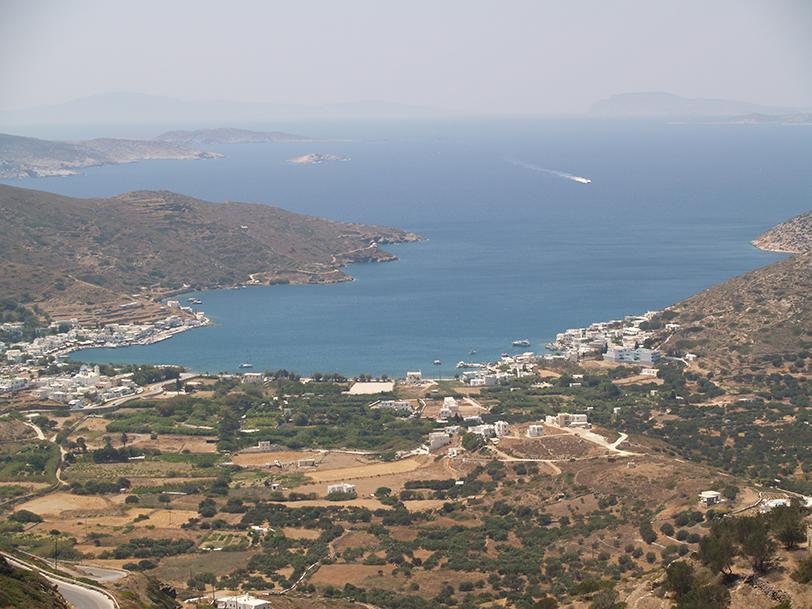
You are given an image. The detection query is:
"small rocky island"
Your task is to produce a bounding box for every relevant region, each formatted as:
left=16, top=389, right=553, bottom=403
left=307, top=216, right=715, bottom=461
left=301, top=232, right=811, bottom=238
left=288, top=153, right=349, bottom=164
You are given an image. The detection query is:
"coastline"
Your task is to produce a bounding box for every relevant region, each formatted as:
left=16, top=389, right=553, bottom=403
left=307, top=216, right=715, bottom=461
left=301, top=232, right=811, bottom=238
left=60, top=236, right=425, bottom=362
left=60, top=314, right=212, bottom=360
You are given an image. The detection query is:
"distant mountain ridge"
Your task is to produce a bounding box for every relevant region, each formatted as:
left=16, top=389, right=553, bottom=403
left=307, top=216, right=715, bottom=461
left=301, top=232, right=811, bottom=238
left=0, top=132, right=219, bottom=178
left=590, top=92, right=801, bottom=117
left=0, top=92, right=453, bottom=126
left=155, top=127, right=310, bottom=145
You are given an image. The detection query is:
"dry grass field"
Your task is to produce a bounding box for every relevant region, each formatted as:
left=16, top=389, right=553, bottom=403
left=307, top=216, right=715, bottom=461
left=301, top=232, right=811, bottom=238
left=16, top=491, right=118, bottom=516
left=499, top=433, right=608, bottom=460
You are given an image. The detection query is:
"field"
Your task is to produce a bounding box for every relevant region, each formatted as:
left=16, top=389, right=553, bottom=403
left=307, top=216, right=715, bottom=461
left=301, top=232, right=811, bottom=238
left=0, top=366, right=809, bottom=609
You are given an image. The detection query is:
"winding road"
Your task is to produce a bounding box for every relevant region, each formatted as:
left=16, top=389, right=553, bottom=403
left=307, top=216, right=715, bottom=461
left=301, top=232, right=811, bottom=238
left=2, top=552, right=117, bottom=609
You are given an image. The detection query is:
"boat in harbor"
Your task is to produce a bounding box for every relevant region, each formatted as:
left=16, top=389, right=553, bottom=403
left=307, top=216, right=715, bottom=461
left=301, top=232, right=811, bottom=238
left=239, top=362, right=253, bottom=369
left=512, top=339, right=531, bottom=347
left=433, top=359, right=442, bottom=365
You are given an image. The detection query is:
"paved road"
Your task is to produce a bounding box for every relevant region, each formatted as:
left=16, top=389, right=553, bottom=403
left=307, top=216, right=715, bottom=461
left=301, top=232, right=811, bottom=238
left=49, top=576, right=116, bottom=609
left=73, top=564, right=128, bottom=583
left=3, top=553, right=117, bottom=609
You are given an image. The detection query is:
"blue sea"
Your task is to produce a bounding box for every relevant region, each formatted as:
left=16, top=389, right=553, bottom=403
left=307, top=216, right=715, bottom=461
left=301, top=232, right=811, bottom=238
left=5, top=119, right=811, bottom=376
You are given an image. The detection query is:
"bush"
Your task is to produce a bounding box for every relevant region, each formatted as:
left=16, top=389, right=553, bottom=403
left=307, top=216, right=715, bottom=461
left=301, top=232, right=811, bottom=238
left=9, top=510, right=42, bottom=523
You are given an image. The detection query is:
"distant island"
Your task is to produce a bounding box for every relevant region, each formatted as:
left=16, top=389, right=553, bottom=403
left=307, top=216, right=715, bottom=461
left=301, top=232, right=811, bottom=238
left=288, top=153, right=350, bottom=164
left=0, top=184, right=421, bottom=325
left=704, top=112, right=812, bottom=126
left=590, top=92, right=802, bottom=117
left=155, top=127, right=310, bottom=146
left=0, top=132, right=220, bottom=179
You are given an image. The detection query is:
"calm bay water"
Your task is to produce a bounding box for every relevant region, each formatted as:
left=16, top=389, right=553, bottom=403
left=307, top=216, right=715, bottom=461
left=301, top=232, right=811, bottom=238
left=5, top=119, right=811, bottom=375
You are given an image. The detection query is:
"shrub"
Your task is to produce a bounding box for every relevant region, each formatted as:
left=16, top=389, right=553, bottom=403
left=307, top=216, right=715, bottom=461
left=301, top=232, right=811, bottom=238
left=9, top=510, right=42, bottom=523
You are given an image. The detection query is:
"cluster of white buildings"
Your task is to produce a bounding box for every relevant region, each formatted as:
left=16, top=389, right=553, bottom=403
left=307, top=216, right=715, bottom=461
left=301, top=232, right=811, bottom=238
left=547, top=311, right=662, bottom=361
left=1, top=312, right=208, bottom=402
left=2, top=314, right=207, bottom=369
left=424, top=416, right=509, bottom=452
left=469, top=420, right=509, bottom=439
left=545, top=412, right=589, bottom=428
left=29, top=364, right=138, bottom=408
left=466, top=371, right=513, bottom=387
left=460, top=352, right=536, bottom=387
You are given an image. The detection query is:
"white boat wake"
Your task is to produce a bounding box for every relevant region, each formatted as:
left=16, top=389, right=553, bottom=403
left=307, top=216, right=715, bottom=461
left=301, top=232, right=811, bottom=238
left=507, top=158, right=592, bottom=184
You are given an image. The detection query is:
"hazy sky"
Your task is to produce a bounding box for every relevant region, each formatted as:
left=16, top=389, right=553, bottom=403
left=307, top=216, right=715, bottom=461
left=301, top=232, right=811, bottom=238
left=1, top=0, right=810, bottom=114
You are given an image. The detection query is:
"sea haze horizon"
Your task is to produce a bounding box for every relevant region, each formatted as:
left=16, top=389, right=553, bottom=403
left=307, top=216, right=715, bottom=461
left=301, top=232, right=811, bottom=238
left=3, top=118, right=809, bottom=376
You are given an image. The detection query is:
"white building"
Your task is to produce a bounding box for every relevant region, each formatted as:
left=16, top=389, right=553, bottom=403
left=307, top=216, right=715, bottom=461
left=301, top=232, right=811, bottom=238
left=216, top=594, right=270, bottom=609
left=641, top=368, right=659, bottom=377
left=242, top=372, right=264, bottom=384
left=603, top=347, right=661, bottom=364
left=468, top=372, right=512, bottom=387
left=428, top=431, right=451, bottom=451
left=378, top=400, right=412, bottom=413
left=405, top=371, right=422, bottom=382
left=438, top=397, right=460, bottom=419
left=546, top=413, right=589, bottom=428
left=494, top=420, right=509, bottom=437
left=327, top=482, right=356, bottom=495
left=469, top=424, right=496, bottom=439
left=526, top=424, right=545, bottom=438
left=0, top=377, right=29, bottom=393
left=699, top=490, right=722, bottom=506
